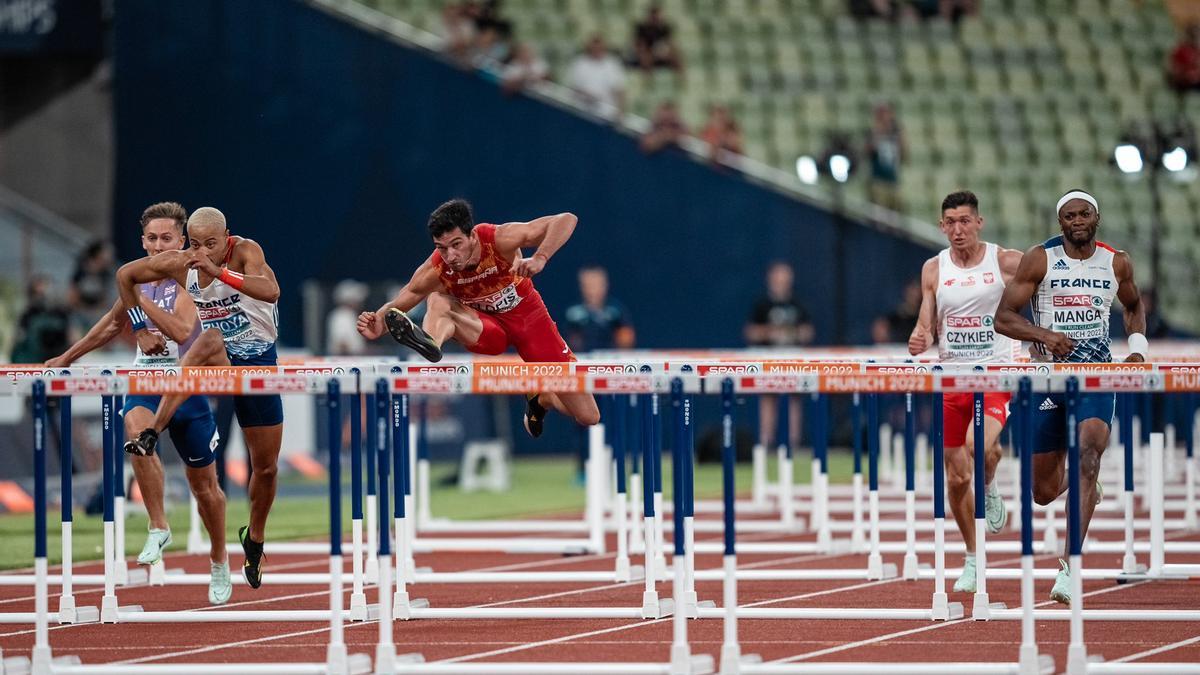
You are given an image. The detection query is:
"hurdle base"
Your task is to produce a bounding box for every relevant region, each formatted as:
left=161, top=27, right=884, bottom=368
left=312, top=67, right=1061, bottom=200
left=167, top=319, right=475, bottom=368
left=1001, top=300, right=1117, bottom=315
left=930, top=592, right=949, bottom=621
left=393, top=593, right=430, bottom=621
left=148, top=561, right=166, bottom=586
left=100, top=595, right=119, bottom=624
left=56, top=596, right=75, bottom=624
left=902, top=553, right=918, bottom=580
left=30, top=646, right=54, bottom=675
left=349, top=592, right=368, bottom=621
left=1019, top=646, right=1050, bottom=675
left=614, top=557, right=633, bottom=583
left=721, top=651, right=763, bottom=675
left=1066, top=645, right=1088, bottom=675
left=642, top=592, right=673, bottom=619
left=866, top=553, right=883, bottom=580
left=671, top=651, right=714, bottom=675
left=325, top=642, right=348, bottom=675
left=4, top=655, right=32, bottom=675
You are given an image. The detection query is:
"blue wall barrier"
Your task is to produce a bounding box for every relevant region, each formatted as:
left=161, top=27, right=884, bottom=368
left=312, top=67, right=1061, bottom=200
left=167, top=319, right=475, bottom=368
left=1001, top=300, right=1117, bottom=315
left=112, top=0, right=935, bottom=350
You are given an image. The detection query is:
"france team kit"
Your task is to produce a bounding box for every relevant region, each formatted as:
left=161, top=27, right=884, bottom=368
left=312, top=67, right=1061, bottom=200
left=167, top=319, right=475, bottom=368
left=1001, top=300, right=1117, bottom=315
left=1029, top=235, right=1120, bottom=453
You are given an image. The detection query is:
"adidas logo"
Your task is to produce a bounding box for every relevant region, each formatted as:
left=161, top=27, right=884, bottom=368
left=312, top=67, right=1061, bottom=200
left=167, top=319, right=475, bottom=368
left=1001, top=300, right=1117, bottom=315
left=1039, top=398, right=1058, bottom=411
left=1052, top=259, right=1070, bottom=271
left=188, top=282, right=201, bottom=295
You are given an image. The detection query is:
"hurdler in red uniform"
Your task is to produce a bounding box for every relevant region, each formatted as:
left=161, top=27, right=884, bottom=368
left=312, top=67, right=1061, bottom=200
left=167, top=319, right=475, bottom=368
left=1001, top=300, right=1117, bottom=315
left=357, top=198, right=600, bottom=437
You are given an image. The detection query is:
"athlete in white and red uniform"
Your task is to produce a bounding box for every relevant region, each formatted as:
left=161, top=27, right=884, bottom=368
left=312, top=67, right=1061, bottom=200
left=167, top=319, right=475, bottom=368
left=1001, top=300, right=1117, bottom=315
left=909, top=190, right=1022, bottom=594
left=357, top=198, right=600, bottom=436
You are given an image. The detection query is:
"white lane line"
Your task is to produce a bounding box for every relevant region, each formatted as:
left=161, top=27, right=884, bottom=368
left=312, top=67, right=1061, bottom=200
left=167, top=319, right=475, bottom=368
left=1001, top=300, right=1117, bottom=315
left=768, top=580, right=1153, bottom=664
left=1110, top=635, right=1200, bottom=663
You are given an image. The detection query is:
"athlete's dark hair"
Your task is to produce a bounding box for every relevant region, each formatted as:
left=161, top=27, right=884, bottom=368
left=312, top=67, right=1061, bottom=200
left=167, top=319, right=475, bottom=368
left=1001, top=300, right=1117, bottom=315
left=428, top=199, right=475, bottom=238
left=940, top=190, right=979, bottom=215
left=140, top=202, right=188, bottom=231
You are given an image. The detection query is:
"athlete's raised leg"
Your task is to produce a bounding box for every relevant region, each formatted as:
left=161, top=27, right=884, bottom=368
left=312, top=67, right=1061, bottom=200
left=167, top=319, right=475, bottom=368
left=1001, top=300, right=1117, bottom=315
left=537, top=392, right=601, bottom=427
left=133, top=329, right=229, bottom=453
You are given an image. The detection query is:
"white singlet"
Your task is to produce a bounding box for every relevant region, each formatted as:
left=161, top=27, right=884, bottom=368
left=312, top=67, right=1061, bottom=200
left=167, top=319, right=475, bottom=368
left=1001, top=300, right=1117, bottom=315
left=1031, top=235, right=1118, bottom=363
left=935, top=242, right=1017, bottom=363
left=185, top=265, right=278, bottom=360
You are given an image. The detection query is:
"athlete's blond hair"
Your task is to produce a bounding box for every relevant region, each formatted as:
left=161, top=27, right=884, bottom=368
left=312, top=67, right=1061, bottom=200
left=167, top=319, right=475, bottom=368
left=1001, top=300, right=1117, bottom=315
left=187, top=206, right=226, bottom=231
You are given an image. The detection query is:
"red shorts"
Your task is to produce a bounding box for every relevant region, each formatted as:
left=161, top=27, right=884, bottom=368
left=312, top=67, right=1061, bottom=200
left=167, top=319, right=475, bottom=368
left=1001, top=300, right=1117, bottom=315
left=464, top=293, right=575, bottom=363
left=943, top=392, right=1011, bottom=447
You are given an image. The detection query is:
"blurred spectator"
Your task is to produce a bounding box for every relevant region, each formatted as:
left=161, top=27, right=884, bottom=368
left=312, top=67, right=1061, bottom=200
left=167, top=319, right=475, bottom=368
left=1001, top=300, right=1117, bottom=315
left=473, top=0, right=511, bottom=35
left=640, top=101, right=689, bottom=153
left=564, top=266, right=635, bottom=352
left=700, top=104, right=744, bottom=163
left=501, top=43, right=549, bottom=95
left=1168, top=23, right=1200, bottom=93
left=567, top=35, right=627, bottom=120
left=11, top=276, right=73, bottom=364
left=865, top=102, right=905, bottom=212
left=69, top=240, right=115, bottom=331
left=631, top=5, right=683, bottom=75
left=472, top=22, right=513, bottom=67
left=872, top=279, right=922, bottom=343
left=744, top=261, right=812, bottom=455
left=326, top=280, right=369, bottom=356
left=937, top=0, right=978, bottom=22
left=440, top=2, right=478, bottom=63
left=744, top=261, right=815, bottom=348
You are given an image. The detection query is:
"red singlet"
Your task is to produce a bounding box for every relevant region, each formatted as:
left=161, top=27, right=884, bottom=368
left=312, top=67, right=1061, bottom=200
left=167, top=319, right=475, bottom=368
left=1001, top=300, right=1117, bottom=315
left=430, top=224, right=574, bottom=362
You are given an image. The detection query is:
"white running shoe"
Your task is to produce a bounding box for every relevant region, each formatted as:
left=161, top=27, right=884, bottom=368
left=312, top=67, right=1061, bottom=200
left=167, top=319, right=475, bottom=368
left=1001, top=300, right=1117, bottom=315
left=137, top=528, right=172, bottom=565
left=985, top=483, right=1007, bottom=534
left=953, top=557, right=977, bottom=593
left=1050, top=558, right=1072, bottom=605
left=209, top=560, right=232, bottom=605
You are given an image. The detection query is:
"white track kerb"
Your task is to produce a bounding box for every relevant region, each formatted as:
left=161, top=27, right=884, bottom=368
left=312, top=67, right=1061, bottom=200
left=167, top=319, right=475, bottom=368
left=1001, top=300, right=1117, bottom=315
left=3, top=354, right=1199, bottom=674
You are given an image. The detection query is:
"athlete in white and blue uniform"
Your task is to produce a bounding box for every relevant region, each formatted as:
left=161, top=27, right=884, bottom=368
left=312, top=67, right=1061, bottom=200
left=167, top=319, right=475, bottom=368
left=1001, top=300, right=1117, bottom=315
left=48, top=202, right=232, bottom=605
left=116, top=206, right=283, bottom=589
left=995, top=189, right=1147, bottom=605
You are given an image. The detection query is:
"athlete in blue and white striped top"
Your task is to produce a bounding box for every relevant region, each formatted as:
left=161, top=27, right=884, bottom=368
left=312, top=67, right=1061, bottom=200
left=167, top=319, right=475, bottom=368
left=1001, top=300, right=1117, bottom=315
left=995, top=189, right=1147, bottom=605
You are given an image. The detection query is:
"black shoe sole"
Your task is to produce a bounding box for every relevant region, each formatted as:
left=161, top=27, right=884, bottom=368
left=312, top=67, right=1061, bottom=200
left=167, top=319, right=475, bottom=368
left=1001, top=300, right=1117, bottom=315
left=524, top=395, right=545, bottom=439
left=124, top=441, right=151, bottom=457
left=238, top=525, right=263, bottom=589
left=384, top=309, right=443, bottom=362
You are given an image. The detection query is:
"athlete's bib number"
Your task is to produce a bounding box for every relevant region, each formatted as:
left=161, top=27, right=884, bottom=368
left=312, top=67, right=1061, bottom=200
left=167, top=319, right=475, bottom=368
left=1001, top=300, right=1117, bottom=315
left=467, top=284, right=522, bottom=313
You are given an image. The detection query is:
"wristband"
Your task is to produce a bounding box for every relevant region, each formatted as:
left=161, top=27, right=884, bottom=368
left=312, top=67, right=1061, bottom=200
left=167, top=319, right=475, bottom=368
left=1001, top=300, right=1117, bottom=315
left=219, top=268, right=245, bottom=290
left=1127, top=333, right=1149, bottom=357
left=127, top=307, right=148, bottom=332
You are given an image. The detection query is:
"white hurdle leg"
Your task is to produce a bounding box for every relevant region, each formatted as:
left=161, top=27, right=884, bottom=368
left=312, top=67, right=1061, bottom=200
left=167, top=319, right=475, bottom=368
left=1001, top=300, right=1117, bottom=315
left=325, top=554, right=348, bottom=675
left=972, top=515, right=990, bottom=619
left=719, top=554, right=740, bottom=675
left=588, top=424, right=608, bottom=555
left=779, top=450, right=794, bottom=530
left=101, top=520, right=117, bottom=623
left=630, top=472, right=645, bottom=554
left=654, top=490, right=668, bottom=580
left=58, top=521, right=75, bottom=624
left=932, top=515, right=948, bottom=620
left=416, top=458, right=432, bottom=528
left=350, top=518, right=366, bottom=621
left=867, top=489, right=883, bottom=579
left=113, top=495, right=128, bottom=585
left=375, top=552, right=395, bottom=674
left=365, top=494, right=378, bottom=585
left=615, top=474, right=630, bottom=581
left=809, top=457, right=823, bottom=533
left=641, top=512, right=661, bottom=618
left=751, top=443, right=767, bottom=508
left=1149, top=433, right=1166, bottom=575
left=669, top=537, right=691, bottom=675
left=903, top=488, right=918, bottom=580
left=850, top=472, right=866, bottom=552
left=187, top=494, right=205, bottom=554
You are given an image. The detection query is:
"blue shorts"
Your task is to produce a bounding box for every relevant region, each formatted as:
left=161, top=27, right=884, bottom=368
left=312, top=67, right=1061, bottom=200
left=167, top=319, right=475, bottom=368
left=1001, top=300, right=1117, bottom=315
left=1030, top=392, right=1115, bottom=454
left=229, top=343, right=284, bottom=428
left=122, top=395, right=218, bottom=468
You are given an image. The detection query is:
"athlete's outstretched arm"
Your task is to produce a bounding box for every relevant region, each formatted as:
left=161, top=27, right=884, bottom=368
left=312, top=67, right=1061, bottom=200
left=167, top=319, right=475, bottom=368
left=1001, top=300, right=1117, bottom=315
left=994, top=245, right=1073, bottom=357
left=116, top=253, right=187, bottom=356
left=45, top=298, right=132, bottom=367
left=493, top=212, right=579, bottom=277
left=358, top=260, right=442, bottom=339
left=908, top=257, right=939, bottom=356
left=139, top=287, right=198, bottom=346
left=1113, top=252, right=1146, bottom=362
left=211, top=239, right=280, bottom=303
